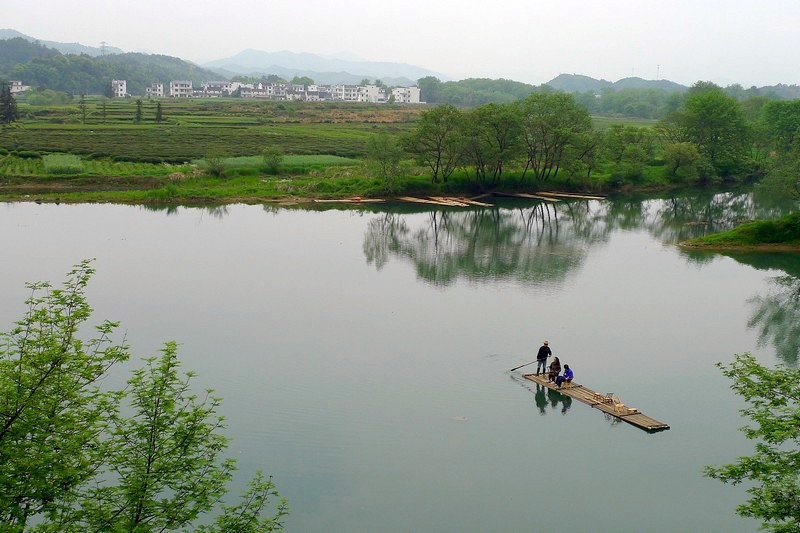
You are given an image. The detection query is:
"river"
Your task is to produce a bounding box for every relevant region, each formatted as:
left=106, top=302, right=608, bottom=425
left=1, top=189, right=797, bottom=532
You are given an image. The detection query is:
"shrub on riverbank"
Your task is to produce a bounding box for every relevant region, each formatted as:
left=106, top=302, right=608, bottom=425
left=683, top=211, right=800, bottom=248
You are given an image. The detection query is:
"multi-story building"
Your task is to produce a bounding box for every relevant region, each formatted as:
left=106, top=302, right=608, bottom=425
left=169, top=80, right=193, bottom=98
left=197, top=81, right=231, bottom=97
left=391, top=86, right=421, bottom=104
left=8, top=81, right=30, bottom=94
left=145, top=83, right=164, bottom=98
left=111, top=79, right=127, bottom=98
left=331, top=85, right=360, bottom=102
left=358, top=85, right=387, bottom=103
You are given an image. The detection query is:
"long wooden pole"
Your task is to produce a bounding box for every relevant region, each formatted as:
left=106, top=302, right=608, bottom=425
left=509, top=360, right=536, bottom=372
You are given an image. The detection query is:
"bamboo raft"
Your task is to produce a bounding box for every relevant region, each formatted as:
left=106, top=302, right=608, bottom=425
left=538, top=191, right=607, bottom=200
left=311, top=197, right=385, bottom=204
left=522, top=373, right=669, bottom=432
left=492, top=192, right=560, bottom=202
left=397, top=196, right=494, bottom=207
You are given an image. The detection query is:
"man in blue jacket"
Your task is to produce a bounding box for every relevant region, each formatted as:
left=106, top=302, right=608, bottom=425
left=556, top=364, right=574, bottom=388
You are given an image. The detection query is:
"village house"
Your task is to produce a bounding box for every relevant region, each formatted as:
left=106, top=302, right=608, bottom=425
left=145, top=82, right=164, bottom=98
left=169, top=81, right=193, bottom=98
left=111, top=79, right=127, bottom=98
left=8, top=81, right=30, bottom=94
left=135, top=78, right=420, bottom=103
left=391, top=86, right=421, bottom=104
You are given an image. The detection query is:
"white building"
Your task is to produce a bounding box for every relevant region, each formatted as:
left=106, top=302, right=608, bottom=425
left=358, top=85, right=387, bottom=103
left=391, top=86, right=421, bottom=104
left=111, top=80, right=127, bottom=98
left=8, top=81, right=30, bottom=94
left=145, top=83, right=164, bottom=98
left=331, top=85, right=360, bottom=102
left=169, top=80, right=193, bottom=98
left=198, top=81, right=231, bottom=97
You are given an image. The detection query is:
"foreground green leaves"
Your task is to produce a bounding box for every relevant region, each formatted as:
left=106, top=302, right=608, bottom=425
left=0, top=261, right=287, bottom=531
left=705, top=353, right=800, bottom=532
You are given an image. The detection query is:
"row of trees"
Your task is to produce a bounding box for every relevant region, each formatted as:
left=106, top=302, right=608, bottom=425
left=402, top=83, right=800, bottom=189
left=403, top=93, right=595, bottom=187
left=0, top=262, right=287, bottom=531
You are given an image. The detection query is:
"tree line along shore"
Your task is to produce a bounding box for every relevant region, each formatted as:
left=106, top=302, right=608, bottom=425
left=0, top=82, right=798, bottom=247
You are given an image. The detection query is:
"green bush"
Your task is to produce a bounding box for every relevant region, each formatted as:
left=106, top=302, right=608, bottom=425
left=14, top=150, right=41, bottom=159
left=43, top=153, right=84, bottom=174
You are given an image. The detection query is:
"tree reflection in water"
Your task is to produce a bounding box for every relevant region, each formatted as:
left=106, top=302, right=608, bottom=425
left=748, top=275, right=800, bottom=365
left=363, top=202, right=609, bottom=287
left=364, top=191, right=796, bottom=287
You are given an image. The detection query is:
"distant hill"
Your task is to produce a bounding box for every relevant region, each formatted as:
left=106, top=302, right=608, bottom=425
left=0, top=37, right=60, bottom=72
left=547, top=73, right=687, bottom=93
left=418, top=77, right=541, bottom=105
left=753, top=84, right=800, bottom=100
left=546, top=74, right=613, bottom=93
left=7, top=51, right=221, bottom=94
left=0, top=28, right=124, bottom=56
left=204, top=49, right=445, bottom=86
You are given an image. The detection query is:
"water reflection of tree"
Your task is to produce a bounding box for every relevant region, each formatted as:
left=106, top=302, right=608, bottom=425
left=715, top=252, right=800, bottom=365
left=748, top=275, right=800, bottom=365
left=363, top=202, right=612, bottom=286
left=138, top=205, right=231, bottom=218
left=608, top=190, right=795, bottom=247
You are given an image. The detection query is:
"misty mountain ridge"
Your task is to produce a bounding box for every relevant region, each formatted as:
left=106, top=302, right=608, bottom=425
left=0, top=28, right=124, bottom=57
left=2, top=28, right=799, bottom=100
left=545, top=73, right=688, bottom=93
left=203, top=49, right=447, bottom=86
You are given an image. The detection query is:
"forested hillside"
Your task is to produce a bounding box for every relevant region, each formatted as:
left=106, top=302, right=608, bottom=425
left=417, top=76, right=541, bottom=105
left=0, top=38, right=60, bottom=72
left=0, top=39, right=222, bottom=94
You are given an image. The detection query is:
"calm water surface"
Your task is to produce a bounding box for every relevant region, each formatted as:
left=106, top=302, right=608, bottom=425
left=1, top=190, right=798, bottom=532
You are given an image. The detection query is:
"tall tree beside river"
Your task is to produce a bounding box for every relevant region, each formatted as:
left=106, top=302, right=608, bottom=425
left=0, top=261, right=287, bottom=531
left=516, top=92, right=592, bottom=182
left=706, top=353, right=800, bottom=532
left=667, top=83, right=752, bottom=178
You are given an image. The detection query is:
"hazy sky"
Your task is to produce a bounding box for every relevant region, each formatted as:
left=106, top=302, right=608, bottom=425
left=5, top=0, right=800, bottom=86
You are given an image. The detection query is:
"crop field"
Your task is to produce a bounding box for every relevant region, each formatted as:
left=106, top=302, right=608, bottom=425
left=0, top=122, right=414, bottom=160
left=0, top=153, right=187, bottom=177
left=3, top=98, right=423, bottom=161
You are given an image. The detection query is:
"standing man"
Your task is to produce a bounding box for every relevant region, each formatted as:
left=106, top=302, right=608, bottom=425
left=535, top=340, right=551, bottom=376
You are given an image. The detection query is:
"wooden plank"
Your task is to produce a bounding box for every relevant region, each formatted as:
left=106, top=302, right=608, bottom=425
left=493, top=192, right=560, bottom=202
left=312, top=197, right=385, bottom=204
left=521, top=373, right=669, bottom=432
left=428, top=196, right=494, bottom=207
left=455, top=197, right=494, bottom=207
left=428, top=196, right=471, bottom=207
left=538, top=191, right=606, bottom=200
left=398, top=196, right=470, bottom=207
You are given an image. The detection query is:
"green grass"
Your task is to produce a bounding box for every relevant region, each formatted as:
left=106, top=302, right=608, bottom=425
left=683, top=211, right=800, bottom=248
left=215, top=154, right=361, bottom=168
left=42, top=153, right=84, bottom=174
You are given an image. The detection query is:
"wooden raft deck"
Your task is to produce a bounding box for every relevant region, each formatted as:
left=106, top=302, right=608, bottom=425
left=522, top=373, right=669, bottom=432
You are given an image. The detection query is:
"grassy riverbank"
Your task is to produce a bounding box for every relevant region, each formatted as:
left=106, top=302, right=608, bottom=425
left=681, top=211, right=800, bottom=251
left=0, top=97, right=710, bottom=204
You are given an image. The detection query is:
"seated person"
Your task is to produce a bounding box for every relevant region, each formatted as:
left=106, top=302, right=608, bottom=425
left=548, top=356, right=561, bottom=382
left=555, top=364, right=573, bottom=388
